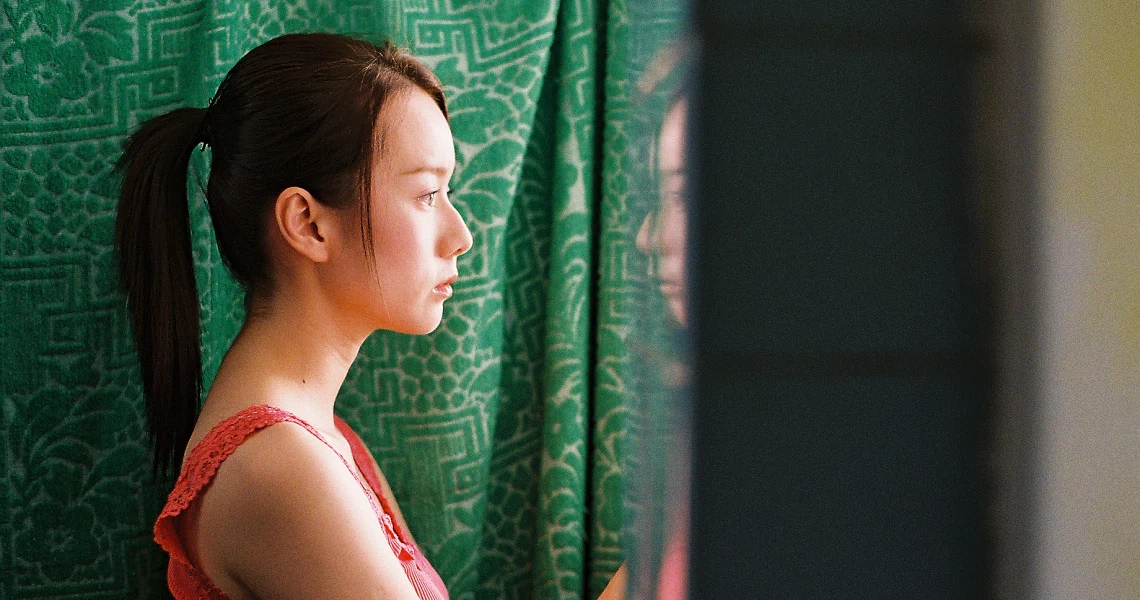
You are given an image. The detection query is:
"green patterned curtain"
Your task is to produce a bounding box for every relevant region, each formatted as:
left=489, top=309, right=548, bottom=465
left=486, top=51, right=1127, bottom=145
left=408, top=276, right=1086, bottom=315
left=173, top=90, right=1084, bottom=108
left=1, top=1, right=682, bottom=598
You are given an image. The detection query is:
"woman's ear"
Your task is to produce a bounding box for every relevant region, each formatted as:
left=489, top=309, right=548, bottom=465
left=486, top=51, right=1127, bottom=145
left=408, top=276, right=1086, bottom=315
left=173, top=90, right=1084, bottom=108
left=274, top=186, right=330, bottom=263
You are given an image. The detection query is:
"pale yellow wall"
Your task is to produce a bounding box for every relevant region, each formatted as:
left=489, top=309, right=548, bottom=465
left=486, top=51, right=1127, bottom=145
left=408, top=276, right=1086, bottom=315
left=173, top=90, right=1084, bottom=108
left=1039, top=0, right=1140, bottom=597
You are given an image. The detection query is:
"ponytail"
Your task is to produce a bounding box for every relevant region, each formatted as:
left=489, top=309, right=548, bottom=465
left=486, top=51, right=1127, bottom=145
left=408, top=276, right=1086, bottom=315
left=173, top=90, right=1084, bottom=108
left=115, top=107, right=206, bottom=476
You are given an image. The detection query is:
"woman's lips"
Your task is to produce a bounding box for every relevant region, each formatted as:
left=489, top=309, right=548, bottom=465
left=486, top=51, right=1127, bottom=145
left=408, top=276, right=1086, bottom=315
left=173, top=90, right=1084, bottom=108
left=659, top=281, right=682, bottom=297
left=434, top=275, right=457, bottom=298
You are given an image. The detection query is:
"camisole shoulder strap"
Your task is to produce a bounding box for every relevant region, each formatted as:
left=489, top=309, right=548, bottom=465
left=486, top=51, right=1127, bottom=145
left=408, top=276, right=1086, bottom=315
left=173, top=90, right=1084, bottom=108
left=332, top=417, right=449, bottom=600
left=333, top=416, right=413, bottom=544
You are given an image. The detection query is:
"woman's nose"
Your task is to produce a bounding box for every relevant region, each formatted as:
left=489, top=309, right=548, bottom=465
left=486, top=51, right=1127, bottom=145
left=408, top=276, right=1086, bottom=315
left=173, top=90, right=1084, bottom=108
left=447, top=204, right=473, bottom=258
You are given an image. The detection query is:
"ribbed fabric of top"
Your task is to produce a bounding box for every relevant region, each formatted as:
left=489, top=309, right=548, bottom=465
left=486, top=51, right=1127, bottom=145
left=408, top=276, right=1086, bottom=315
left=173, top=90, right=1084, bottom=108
left=153, top=404, right=449, bottom=600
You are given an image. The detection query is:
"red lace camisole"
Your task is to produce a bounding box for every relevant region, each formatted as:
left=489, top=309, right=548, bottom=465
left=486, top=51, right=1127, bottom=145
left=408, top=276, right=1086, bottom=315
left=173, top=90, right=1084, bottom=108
left=153, top=404, right=449, bottom=600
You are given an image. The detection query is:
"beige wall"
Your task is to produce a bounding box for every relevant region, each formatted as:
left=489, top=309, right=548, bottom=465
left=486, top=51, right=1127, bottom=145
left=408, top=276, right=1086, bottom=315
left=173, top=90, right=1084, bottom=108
left=1039, top=0, right=1140, bottom=597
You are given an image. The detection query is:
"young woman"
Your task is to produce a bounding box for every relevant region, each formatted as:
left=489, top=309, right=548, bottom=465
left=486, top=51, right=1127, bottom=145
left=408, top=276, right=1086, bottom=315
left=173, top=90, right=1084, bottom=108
left=116, top=33, right=471, bottom=599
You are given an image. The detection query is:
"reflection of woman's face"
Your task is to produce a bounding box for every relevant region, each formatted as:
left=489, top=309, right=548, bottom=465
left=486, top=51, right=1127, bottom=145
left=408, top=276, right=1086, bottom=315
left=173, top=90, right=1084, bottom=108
left=636, top=98, right=688, bottom=327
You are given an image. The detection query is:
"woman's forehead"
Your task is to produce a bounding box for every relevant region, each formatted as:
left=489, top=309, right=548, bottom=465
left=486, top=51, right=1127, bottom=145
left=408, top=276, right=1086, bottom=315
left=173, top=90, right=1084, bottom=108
left=376, top=89, right=455, bottom=174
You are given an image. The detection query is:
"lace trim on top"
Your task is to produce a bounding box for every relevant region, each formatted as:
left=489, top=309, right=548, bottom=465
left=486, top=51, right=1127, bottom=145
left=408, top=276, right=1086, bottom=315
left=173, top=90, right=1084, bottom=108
left=334, top=417, right=449, bottom=599
left=333, top=417, right=414, bottom=557
left=153, top=404, right=447, bottom=600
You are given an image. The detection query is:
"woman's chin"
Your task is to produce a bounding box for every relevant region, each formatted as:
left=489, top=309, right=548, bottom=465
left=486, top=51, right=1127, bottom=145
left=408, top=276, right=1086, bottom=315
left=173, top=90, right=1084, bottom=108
left=385, top=312, right=444, bottom=336
left=413, top=319, right=443, bottom=335
left=365, top=297, right=449, bottom=335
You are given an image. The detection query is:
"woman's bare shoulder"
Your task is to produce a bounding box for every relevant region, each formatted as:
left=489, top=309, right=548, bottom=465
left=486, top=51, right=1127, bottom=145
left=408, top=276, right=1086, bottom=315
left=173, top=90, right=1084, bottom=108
left=202, top=419, right=348, bottom=514
left=192, top=420, right=420, bottom=600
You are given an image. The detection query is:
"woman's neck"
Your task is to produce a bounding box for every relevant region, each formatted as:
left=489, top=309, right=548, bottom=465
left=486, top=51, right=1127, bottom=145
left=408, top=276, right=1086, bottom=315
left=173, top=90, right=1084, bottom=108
left=203, top=291, right=369, bottom=434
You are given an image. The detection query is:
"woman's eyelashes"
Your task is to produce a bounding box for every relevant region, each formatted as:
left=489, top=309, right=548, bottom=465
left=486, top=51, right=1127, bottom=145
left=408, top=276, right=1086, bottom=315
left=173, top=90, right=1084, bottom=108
left=419, top=189, right=453, bottom=207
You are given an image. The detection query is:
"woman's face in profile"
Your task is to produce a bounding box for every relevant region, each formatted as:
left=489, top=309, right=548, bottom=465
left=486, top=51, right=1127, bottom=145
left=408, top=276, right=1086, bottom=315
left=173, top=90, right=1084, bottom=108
left=328, top=88, right=473, bottom=335
left=637, top=97, right=688, bottom=327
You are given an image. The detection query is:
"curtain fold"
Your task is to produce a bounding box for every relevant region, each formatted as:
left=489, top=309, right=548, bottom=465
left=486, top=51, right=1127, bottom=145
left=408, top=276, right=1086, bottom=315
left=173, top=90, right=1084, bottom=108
left=0, top=1, right=676, bottom=598
left=528, top=0, right=601, bottom=597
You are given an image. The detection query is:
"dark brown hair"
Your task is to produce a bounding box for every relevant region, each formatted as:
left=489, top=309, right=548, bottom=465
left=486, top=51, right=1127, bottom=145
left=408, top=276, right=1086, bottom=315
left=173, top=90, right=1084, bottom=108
left=115, top=33, right=447, bottom=475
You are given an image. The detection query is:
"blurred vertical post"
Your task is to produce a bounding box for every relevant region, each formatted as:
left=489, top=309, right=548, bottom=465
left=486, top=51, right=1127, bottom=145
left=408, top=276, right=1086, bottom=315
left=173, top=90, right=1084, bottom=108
left=688, top=1, right=988, bottom=598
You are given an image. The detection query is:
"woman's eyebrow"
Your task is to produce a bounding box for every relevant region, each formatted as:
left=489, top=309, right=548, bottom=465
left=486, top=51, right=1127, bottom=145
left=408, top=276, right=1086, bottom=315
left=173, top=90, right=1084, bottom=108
left=399, top=164, right=452, bottom=176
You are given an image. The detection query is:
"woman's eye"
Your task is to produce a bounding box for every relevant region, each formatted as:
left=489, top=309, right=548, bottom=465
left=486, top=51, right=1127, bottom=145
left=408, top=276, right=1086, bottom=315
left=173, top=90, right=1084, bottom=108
left=421, top=191, right=438, bottom=206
